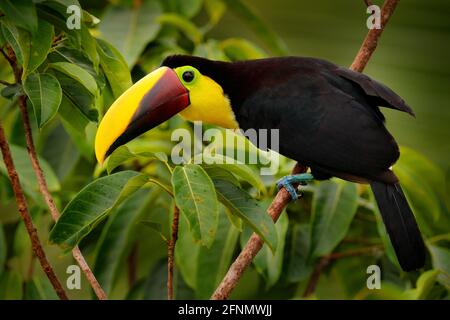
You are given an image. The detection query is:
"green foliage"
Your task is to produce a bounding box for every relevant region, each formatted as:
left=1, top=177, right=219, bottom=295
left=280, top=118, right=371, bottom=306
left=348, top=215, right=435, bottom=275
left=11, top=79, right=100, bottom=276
left=0, top=0, right=448, bottom=301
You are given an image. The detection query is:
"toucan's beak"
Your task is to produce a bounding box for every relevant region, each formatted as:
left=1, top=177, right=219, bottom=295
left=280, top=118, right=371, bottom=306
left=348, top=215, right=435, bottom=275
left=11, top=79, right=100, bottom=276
left=95, top=67, right=189, bottom=164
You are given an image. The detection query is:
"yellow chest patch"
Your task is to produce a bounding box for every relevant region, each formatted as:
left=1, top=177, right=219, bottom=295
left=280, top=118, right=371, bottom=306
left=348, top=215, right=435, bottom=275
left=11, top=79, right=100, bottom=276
left=178, top=74, right=239, bottom=129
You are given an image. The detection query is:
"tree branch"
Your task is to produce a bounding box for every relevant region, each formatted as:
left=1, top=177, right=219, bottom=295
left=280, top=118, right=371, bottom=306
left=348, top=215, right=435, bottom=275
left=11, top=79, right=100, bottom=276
left=16, top=90, right=108, bottom=301
left=3, top=43, right=108, bottom=300
left=167, top=205, right=180, bottom=300
left=211, top=0, right=400, bottom=300
left=0, top=122, right=68, bottom=300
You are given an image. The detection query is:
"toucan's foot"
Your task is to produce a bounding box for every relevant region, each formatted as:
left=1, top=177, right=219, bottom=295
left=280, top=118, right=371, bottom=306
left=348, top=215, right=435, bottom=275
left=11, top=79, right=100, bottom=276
left=276, top=173, right=314, bottom=201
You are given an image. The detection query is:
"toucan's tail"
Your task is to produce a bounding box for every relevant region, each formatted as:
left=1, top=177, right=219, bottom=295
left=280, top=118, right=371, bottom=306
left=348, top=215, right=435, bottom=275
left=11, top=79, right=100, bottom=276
left=370, top=181, right=426, bottom=271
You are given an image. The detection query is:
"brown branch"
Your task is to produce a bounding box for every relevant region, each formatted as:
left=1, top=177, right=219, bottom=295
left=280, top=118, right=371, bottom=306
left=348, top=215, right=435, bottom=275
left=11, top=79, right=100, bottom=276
left=0, top=122, right=68, bottom=300
left=167, top=205, right=180, bottom=300
left=303, top=245, right=383, bottom=298
left=211, top=0, right=400, bottom=300
left=17, top=93, right=108, bottom=301
left=364, top=0, right=374, bottom=7
left=4, top=43, right=108, bottom=299
left=351, top=0, right=400, bottom=72
left=127, top=243, right=138, bottom=287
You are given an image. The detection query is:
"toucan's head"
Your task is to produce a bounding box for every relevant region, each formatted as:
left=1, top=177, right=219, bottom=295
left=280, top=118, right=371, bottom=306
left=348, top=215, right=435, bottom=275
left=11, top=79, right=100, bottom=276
left=95, top=55, right=238, bottom=164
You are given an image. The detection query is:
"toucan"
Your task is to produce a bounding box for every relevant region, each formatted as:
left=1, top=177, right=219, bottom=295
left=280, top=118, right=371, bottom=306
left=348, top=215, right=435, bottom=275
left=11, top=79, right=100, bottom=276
left=95, top=55, right=426, bottom=271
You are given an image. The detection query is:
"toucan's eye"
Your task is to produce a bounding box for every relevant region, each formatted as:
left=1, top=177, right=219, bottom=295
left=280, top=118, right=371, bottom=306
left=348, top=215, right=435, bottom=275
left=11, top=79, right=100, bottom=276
left=182, top=71, right=195, bottom=83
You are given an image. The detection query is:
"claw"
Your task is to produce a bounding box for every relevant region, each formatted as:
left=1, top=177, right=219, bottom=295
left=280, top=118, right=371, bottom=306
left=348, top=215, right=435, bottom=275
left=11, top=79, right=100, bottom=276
left=276, top=173, right=314, bottom=201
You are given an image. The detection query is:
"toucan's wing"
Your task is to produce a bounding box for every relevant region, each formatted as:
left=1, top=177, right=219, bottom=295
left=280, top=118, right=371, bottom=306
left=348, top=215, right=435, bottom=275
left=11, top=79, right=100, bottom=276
left=333, top=66, right=415, bottom=116
left=235, top=61, right=400, bottom=182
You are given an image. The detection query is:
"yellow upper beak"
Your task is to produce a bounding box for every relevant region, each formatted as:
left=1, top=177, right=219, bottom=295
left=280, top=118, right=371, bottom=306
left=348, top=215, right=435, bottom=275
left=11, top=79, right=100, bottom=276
left=95, top=67, right=190, bottom=164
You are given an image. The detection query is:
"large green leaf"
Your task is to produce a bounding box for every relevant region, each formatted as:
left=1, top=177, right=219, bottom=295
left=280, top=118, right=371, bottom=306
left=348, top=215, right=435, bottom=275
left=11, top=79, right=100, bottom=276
left=23, top=73, right=62, bottom=128
left=241, top=210, right=288, bottom=287
left=23, top=20, right=53, bottom=79
left=204, top=0, right=226, bottom=27
left=172, top=164, right=219, bottom=247
left=24, top=277, right=58, bottom=300
left=96, top=38, right=132, bottom=98
left=176, top=205, right=239, bottom=298
left=49, top=62, right=98, bottom=96
left=310, top=180, right=358, bottom=257
left=286, top=224, right=314, bottom=282
left=222, top=0, right=288, bottom=55
left=157, top=13, right=203, bottom=44
left=93, top=188, right=156, bottom=295
left=99, top=0, right=162, bottom=67
left=49, top=171, right=148, bottom=250
left=213, top=179, right=277, bottom=251
left=0, top=0, right=37, bottom=33
left=0, top=145, right=60, bottom=198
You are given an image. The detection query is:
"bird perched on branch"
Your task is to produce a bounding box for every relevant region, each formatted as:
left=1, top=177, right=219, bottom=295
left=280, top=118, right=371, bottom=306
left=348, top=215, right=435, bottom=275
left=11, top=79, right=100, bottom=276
left=95, top=55, right=425, bottom=271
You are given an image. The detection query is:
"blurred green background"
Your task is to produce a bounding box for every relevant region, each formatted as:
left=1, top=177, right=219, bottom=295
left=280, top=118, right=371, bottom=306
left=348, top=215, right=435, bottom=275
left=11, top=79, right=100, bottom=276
left=212, top=0, right=450, bottom=168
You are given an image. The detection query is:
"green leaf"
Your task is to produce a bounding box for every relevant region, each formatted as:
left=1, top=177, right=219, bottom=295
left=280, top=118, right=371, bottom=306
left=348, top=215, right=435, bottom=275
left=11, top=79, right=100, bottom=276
left=220, top=38, right=266, bottom=61
left=286, top=224, right=314, bottom=282
left=172, top=0, right=203, bottom=18
left=24, top=277, right=58, bottom=300
left=157, top=13, right=203, bottom=44
left=0, top=18, right=30, bottom=68
left=213, top=179, right=277, bottom=251
left=172, top=164, right=219, bottom=247
left=96, top=38, right=132, bottom=98
left=394, top=146, right=449, bottom=234
left=0, top=224, right=6, bottom=277
left=222, top=0, right=288, bottom=55
left=0, top=145, right=60, bottom=198
left=0, top=271, right=23, bottom=300
left=23, top=20, right=54, bottom=79
left=201, top=154, right=266, bottom=195
left=204, top=0, right=226, bottom=27
left=241, top=210, right=288, bottom=287
left=49, top=62, right=98, bottom=96
left=0, top=0, right=37, bottom=33
left=99, top=0, right=162, bottom=67
left=23, top=73, right=62, bottom=128
left=49, top=171, right=148, bottom=250
left=202, top=165, right=240, bottom=188
left=93, top=189, right=155, bottom=295
left=428, top=245, right=450, bottom=289
left=176, top=205, right=239, bottom=298
left=310, top=180, right=358, bottom=257
left=403, top=270, right=441, bottom=299
left=106, top=145, right=161, bottom=174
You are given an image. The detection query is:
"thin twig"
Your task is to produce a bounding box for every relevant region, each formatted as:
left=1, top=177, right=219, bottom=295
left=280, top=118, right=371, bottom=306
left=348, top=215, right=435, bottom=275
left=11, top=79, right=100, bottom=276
left=211, top=0, right=401, bottom=300
left=303, top=245, right=383, bottom=298
left=0, top=122, right=68, bottom=300
left=167, top=205, right=180, bottom=300
left=364, top=0, right=374, bottom=7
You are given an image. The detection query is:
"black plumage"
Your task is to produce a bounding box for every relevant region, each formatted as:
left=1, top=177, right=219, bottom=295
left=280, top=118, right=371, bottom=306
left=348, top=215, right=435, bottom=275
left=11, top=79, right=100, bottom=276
left=162, top=55, right=426, bottom=271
